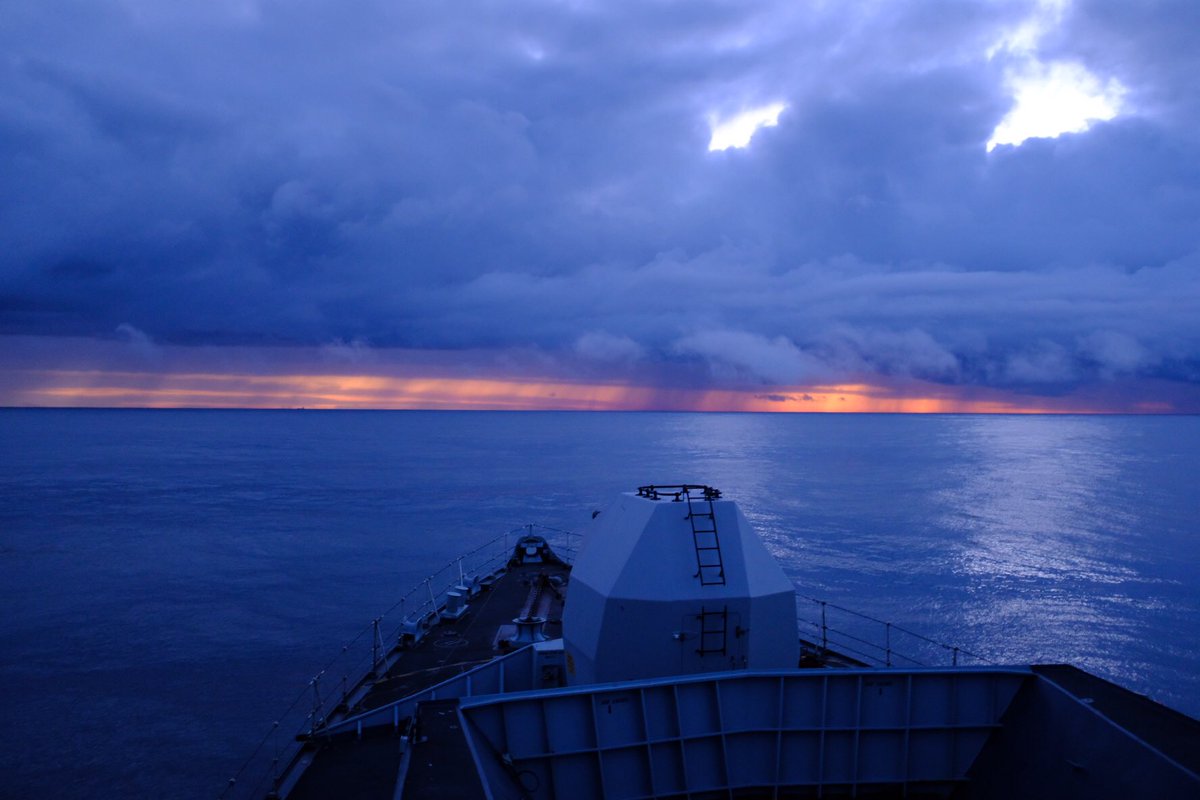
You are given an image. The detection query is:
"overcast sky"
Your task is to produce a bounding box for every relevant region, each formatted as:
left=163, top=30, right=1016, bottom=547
left=2, top=0, right=1198, bottom=410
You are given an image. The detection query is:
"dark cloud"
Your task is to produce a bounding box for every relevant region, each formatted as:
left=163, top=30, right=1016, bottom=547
left=0, top=0, right=1197, bottom=400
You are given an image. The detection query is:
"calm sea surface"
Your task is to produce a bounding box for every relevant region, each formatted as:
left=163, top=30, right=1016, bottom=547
left=1, top=409, right=1198, bottom=797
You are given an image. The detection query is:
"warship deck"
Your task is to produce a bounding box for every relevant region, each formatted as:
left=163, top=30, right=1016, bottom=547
left=251, top=499, right=1199, bottom=800
left=286, top=557, right=570, bottom=800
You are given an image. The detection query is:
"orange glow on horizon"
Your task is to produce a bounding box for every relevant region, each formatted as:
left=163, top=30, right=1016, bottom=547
left=0, top=368, right=1145, bottom=414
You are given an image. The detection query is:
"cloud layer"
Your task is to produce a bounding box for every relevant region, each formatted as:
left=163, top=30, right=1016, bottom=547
left=1, top=0, right=1198, bottom=406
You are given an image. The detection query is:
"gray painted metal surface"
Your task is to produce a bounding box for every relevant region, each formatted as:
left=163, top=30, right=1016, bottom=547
left=563, top=490, right=798, bottom=685
left=317, top=641, right=562, bottom=738
left=241, top=491, right=1200, bottom=800
left=457, top=667, right=1029, bottom=799
left=455, top=666, right=1200, bottom=799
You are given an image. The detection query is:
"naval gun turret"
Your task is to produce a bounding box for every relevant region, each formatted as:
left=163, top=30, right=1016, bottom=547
left=563, top=485, right=798, bottom=684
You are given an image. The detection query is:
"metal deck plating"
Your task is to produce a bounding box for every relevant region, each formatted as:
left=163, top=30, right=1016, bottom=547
left=225, top=488, right=1200, bottom=800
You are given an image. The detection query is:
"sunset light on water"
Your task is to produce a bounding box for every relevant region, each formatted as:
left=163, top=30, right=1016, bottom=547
left=3, top=0, right=1200, bottom=796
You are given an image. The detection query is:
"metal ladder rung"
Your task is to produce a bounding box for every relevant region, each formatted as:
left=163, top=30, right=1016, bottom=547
left=685, top=488, right=726, bottom=587
left=696, top=606, right=729, bottom=655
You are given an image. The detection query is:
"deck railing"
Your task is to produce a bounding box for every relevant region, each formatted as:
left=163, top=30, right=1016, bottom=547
left=217, top=524, right=576, bottom=800
left=218, top=527, right=980, bottom=799
left=795, top=594, right=987, bottom=667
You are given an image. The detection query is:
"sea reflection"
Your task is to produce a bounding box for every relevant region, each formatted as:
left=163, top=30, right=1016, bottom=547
left=940, top=416, right=1137, bottom=582
left=935, top=416, right=1152, bottom=665
left=612, top=412, right=1190, bottom=704
left=3, top=409, right=1198, bottom=800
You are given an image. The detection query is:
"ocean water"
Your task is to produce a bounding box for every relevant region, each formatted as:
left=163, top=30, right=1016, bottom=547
left=1, top=409, right=1197, bottom=798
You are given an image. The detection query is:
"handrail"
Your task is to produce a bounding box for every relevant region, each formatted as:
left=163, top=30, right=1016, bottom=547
left=316, top=642, right=545, bottom=739
left=217, top=524, right=577, bottom=800
left=637, top=484, right=722, bottom=501
left=220, top=525, right=983, bottom=799
left=796, top=594, right=987, bottom=667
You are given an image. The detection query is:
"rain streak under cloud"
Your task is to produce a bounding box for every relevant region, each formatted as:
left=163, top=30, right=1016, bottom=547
left=1, top=0, right=1198, bottom=411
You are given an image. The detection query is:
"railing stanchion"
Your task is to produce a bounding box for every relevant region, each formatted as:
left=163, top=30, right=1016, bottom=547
left=225, top=526, right=573, bottom=800
left=372, top=617, right=382, bottom=676
left=820, top=601, right=828, bottom=654
left=269, top=720, right=281, bottom=785
left=797, top=591, right=984, bottom=668
left=310, top=676, right=322, bottom=735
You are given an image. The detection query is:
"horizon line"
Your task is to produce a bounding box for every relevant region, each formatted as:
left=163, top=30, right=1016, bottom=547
left=3, top=404, right=1195, bottom=416
left=1, top=367, right=1193, bottom=414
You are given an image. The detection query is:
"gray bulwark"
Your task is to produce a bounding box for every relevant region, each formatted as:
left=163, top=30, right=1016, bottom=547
left=563, top=489, right=798, bottom=684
